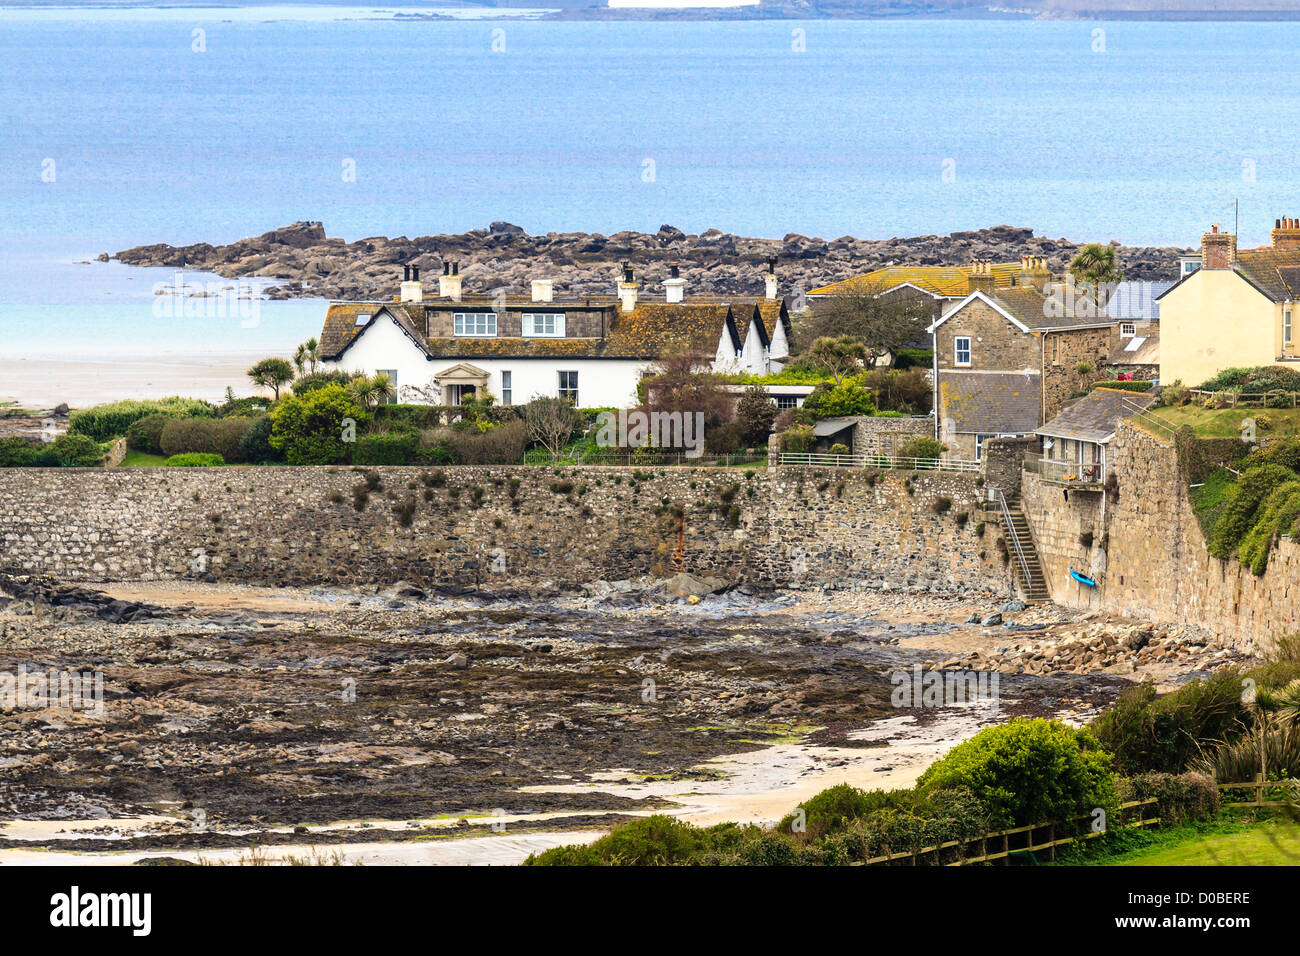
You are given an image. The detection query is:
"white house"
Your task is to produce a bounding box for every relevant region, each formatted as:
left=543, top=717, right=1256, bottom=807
left=318, top=262, right=792, bottom=409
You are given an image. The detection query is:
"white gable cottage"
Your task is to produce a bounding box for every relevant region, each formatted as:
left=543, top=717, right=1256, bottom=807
left=318, top=261, right=792, bottom=408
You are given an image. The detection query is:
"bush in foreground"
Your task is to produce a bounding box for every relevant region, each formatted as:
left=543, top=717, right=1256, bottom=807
left=917, top=718, right=1117, bottom=828
left=69, top=397, right=215, bottom=441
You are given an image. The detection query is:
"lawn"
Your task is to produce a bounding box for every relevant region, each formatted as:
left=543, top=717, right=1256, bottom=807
left=120, top=449, right=168, bottom=467
left=1059, top=817, right=1300, bottom=866
left=1146, top=404, right=1300, bottom=438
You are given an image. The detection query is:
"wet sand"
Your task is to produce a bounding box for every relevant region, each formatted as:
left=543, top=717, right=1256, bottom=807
left=0, top=352, right=270, bottom=408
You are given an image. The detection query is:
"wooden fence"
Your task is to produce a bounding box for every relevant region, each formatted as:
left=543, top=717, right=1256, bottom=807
left=1189, top=389, right=1300, bottom=408
left=851, top=798, right=1159, bottom=867
left=1218, top=775, right=1300, bottom=808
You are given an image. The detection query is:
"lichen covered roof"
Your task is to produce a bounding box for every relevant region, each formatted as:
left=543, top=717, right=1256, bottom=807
left=1235, top=247, right=1300, bottom=302
left=810, top=262, right=1022, bottom=298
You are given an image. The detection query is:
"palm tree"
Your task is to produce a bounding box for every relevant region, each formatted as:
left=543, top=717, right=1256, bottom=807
left=1068, top=244, right=1122, bottom=315
left=304, top=337, right=321, bottom=373
left=247, top=357, right=295, bottom=401
left=348, top=373, right=395, bottom=410
left=293, top=343, right=308, bottom=375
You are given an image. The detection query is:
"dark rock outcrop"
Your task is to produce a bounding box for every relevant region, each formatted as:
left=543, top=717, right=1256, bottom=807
left=104, top=221, right=1190, bottom=302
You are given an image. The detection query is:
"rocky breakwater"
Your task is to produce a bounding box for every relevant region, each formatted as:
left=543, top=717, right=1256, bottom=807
left=103, top=221, right=1190, bottom=301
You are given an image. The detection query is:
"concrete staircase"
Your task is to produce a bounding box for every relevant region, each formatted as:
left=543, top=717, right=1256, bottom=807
left=999, top=499, right=1050, bottom=602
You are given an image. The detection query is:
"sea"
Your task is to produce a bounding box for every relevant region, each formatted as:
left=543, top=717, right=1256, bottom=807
left=2, top=3, right=1300, bottom=359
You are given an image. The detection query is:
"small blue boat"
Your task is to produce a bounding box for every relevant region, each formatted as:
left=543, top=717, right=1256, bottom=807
left=1069, top=568, right=1097, bottom=588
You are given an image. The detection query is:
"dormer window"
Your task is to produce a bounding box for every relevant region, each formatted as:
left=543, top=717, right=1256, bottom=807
left=355, top=313, right=369, bottom=326
left=454, top=312, right=497, bottom=337
left=523, top=312, right=565, bottom=337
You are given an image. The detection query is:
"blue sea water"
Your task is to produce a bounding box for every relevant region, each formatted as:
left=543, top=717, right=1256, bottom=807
left=2, top=5, right=1300, bottom=356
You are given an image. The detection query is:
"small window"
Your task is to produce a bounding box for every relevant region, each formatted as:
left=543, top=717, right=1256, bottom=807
left=775, top=395, right=800, bottom=410
left=454, top=312, right=497, bottom=337
left=558, top=370, right=578, bottom=404
left=523, top=312, right=565, bottom=337
left=1120, top=322, right=1136, bottom=338
left=355, top=313, right=370, bottom=326
left=376, top=369, right=398, bottom=405
left=1286, top=308, right=1293, bottom=346
left=954, top=336, right=972, bottom=367
left=501, top=370, right=513, bottom=406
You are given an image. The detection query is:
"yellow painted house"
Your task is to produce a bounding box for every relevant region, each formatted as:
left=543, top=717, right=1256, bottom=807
left=1158, top=219, right=1300, bottom=385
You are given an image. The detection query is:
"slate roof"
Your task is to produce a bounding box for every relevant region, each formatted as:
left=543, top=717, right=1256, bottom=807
left=809, top=262, right=1022, bottom=298
left=1037, top=387, right=1156, bottom=443
left=1105, top=281, right=1173, bottom=321
left=938, top=371, right=1041, bottom=434
left=1234, top=247, right=1300, bottom=302
left=1109, top=326, right=1160, bottom=366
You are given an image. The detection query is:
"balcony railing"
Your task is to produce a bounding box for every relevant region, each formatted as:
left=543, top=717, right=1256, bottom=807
left=779, top=452, right=980, bottom=473
left=1024, top=456, right=1105, bottom=486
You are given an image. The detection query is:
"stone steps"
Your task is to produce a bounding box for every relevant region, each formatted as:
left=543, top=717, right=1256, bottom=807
left=1000, top=504, right=1050, bottom=602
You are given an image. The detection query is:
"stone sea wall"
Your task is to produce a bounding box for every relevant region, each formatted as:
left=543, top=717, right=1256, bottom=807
left=0, top=465, right=1014, bottom=596
left=1022, top=421, right=1300, bottom=648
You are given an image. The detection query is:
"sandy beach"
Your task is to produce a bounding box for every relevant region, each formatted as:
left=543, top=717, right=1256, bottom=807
left=0, top=352, right=271, bottom=408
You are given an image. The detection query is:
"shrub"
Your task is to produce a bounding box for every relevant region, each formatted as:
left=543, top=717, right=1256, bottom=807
left=69, top=397, right=214, bottom=441
left=0, top=438, right=41, bottom=467
left=1157, top=379, right=1190, bottom=407
left=525, top=815, right=711, bottom=866
left=160, top=416, right=255, bottom=463
left=1208, top=464, right=1298, bottom=560
left=1243, top=437, right=1300, bottom=474
left=898, top=436, right=947, bottom=462
left=1089, top=671, right=1250, bottom=775
left=1091, top=380, right=1154, bottom=394
left=828, top=442, right=850, bottom=456
left=780, top=424, right=815, bottom=453
left=47, top=433, right=105, bottom=467
left=289, top=369, right=357, bottom=396
left=917, top=718, right=1118, bottom=828
left=164, top=453, right=224, bottom=467
left=801, top=378, right=876, bottom=418
left=1236, top=480, right=1300, bottom=574
left=860, top=367, right=931, bottom=414
left=269, top=384, right=368, bottom=465
left=735, top=385, right=778, bottom=446
left=238, top=414, right=280, bottom=464
left=1119, top=772, right=1221, bottom=825
left=126, top=413, right=174, bottom=454
left=930, top=495, right=952, bottom=514
left=353, top=431, right=419, bottom=465
left=446, top=419, right=528, bottom=465
left=776, top=784, right=897, bottom=840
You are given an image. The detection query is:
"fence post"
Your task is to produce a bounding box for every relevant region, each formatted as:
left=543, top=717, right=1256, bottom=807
left=1048, top=822, right=1056, bottom=862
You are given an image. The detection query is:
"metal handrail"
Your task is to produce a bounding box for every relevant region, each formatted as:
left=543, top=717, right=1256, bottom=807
left=995, top=488, right=1036, bottom=596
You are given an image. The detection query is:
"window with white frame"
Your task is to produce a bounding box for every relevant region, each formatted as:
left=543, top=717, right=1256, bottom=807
left=1286, top=308, right=1293, bottom=346
left=954, top=336, right=972, bottom=367
left=454, top=312, right=497, bottom=336
left=501, top=370, right=513, bottom=405
left=775, top=395, right=800, bottom=410
left=523, top=312, right=565, bottom=337
left=558, top=370, right=578, bottom=404
left=1120, top=322, right=1136, bottom=338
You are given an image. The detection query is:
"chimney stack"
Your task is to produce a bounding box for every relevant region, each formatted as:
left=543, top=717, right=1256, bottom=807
left=664, top=262, right=686, bottom=304
left=1016, top=254, right=1051, bottom=293
left=1271, top=216, right=1300, bottom=251
left=1201, top=224, right=1237, bottom=270
left=400, top=263, right=423, bottom=303
left=530, top=278, right=553, bottom=303
left=765, top=256, right=778, bottom=300
left=439, top=260, right=463, bottom=301
left=618, top=262, right=638, bottom=313
left=967, top=259, right=995, bottom=294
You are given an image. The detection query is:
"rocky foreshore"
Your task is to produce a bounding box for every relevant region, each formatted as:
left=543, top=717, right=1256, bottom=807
left=103, top=221, right=1191, bottom=301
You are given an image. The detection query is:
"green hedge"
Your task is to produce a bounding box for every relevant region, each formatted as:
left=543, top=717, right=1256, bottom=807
left=164, top=453, right=224, bottom=467
left=352, top=431, right=419, bottom=465
left=1092, top=380, right=1154, bottom=393
left=68, top=397, right=215, bottom=441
